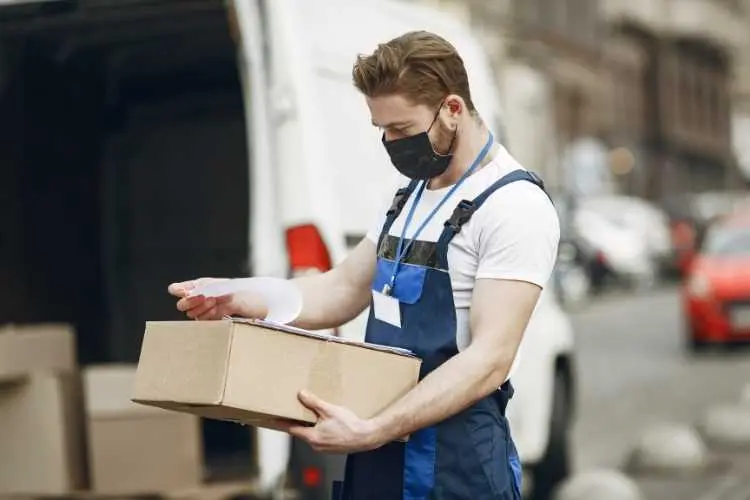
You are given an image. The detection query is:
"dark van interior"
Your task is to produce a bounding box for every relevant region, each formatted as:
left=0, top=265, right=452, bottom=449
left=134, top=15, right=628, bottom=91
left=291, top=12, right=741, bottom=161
left=0, top=0, right=253, bottom=475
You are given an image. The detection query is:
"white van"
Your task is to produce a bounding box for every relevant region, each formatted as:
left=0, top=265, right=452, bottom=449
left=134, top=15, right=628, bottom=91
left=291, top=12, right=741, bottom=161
left=0, top=0, right=575, bottom=498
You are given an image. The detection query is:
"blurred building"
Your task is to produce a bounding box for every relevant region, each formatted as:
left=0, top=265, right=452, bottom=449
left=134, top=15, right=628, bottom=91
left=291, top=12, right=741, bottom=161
left=602, top=0, right=746, bottom=199
left=413, top=0, right=748, bottom=200
left=733, top=0, right=750, bottom=184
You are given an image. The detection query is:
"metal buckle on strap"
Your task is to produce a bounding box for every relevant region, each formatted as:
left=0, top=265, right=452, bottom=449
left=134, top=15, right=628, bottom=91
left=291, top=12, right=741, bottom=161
left=527, top=171, right=545, bottom=189
left=445, top=199, right=477, bottom=234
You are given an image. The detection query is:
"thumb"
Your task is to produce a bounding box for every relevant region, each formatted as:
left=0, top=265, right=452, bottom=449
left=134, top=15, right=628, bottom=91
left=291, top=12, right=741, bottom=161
left=298, top=390, right=334, bottom=417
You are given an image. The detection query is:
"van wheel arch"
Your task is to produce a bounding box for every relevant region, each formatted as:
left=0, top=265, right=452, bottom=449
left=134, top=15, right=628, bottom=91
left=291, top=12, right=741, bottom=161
left=529, top=355, right=575, bottom=500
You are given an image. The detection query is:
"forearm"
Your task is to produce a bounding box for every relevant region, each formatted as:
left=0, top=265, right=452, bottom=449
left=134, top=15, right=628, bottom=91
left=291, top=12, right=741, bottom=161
left=290, top=269, right=370, bottom=330
left=370, top=343, right=514, bottom=441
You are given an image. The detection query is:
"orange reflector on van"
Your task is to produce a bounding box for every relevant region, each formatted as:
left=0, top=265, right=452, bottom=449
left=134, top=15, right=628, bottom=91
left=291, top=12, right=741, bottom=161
left=286, top=224, right=332, bottom=272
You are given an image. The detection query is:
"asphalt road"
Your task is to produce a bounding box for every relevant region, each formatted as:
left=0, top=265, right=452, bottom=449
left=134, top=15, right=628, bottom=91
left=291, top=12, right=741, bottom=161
left=569, top=285, right=750, bottom=499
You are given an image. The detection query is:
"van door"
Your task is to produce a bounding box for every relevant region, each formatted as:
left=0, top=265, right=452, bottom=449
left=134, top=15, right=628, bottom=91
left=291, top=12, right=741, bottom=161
left=231, top=0, right=290, bottom=494
left=231, top=0, right=287, bottom=279
left=257, top=0, right=348, bottom=266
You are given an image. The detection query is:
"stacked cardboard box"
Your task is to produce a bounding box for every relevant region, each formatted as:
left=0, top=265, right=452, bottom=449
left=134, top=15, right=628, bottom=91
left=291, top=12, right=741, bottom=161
left=0, top=323, right=86, bottom=496
left=83, top=364, right=204, bottom=495
left=0, top=324, right=204, bottom=497
left=0, top=317, right=422, bottom=497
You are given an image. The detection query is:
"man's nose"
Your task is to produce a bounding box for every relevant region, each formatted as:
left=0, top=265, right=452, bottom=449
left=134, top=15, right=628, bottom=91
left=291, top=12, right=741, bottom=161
left=384, top=129, right=404, bottom=141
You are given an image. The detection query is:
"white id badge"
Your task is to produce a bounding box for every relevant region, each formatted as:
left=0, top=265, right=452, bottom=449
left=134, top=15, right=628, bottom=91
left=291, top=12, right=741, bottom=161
left=372, top=290, right=402, bottom=328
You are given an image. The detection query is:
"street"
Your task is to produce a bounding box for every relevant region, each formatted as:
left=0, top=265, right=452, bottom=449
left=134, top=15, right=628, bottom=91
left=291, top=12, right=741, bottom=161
left=571, top=285, right=750, bottom=499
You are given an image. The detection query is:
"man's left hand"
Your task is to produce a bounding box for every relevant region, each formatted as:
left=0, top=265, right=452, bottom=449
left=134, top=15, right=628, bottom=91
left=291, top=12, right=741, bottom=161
left=282, top=390, right=385, bottom=454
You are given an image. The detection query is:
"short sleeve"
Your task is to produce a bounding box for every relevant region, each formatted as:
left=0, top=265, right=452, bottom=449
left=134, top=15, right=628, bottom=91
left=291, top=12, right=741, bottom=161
left=366, top=205, right=387, bottom=244
left=472, top=184, right=560, bottom=288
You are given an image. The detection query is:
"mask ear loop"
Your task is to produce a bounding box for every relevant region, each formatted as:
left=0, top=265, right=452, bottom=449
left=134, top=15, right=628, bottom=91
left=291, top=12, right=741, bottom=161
left=426, top=101, right=445, bottom=135
left=428, top=100, right=457, bottom=158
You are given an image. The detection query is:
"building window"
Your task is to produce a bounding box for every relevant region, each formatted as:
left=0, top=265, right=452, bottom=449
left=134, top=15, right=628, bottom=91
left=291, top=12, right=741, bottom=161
left=568, top=0, right=598, bottom=46
left=518, top=0, right=541, bottom=27
left=666, top=43, right=731, bottom=154
left=517, top=0, right=599, bottom=48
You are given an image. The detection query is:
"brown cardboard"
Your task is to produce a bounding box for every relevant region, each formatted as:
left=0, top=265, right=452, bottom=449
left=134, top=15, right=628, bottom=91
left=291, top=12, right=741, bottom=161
left=131, top=319, right=421, bottom=428
left=83, top=364, right=203, bottom=495
left=0, top=372, right=87, bottom=495
left=0, top=323, right=77, bottom=381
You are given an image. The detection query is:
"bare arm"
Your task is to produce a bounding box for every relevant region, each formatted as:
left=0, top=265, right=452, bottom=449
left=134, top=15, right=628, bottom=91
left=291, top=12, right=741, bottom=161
left=234, top=238, right=377, bottom=331
left=369, top=278, right=541, bottom=441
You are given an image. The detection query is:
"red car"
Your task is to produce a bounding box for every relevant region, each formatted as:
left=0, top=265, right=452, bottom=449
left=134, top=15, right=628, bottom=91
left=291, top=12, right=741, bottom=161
left=683, top=213, right=750, bottom=351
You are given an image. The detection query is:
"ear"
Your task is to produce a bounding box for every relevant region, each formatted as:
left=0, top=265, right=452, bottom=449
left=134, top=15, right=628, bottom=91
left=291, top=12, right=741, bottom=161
left=444, top=94, right=465, bottom=118
left=438, top=94, right=466, bottom=131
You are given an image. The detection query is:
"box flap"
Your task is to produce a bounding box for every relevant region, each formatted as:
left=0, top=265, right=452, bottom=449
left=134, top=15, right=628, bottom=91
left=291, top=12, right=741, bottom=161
left=230, top=318, right=416, bottom=357
left=0, top=323, right=77, bottom=381
left=131, top=321, right=233, bottom=406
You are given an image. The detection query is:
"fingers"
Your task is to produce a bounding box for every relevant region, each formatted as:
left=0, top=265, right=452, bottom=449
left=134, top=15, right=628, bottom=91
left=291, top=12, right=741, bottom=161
left=170, top=278, right=231, bottom=320
left=288, top=425, right=316, bottom=442
left=196, top=304, right=220, bottom=321
left=168, top=280, right=197, bottom=298
left=269, top=419, right=317, bottom=445
left=298, top=390, right=334, bottom=418
left=176, top=295, right=205, bottom=312
left=186, top=298, right=218, bottom=320
left=175, top=295, right=220, bottom=320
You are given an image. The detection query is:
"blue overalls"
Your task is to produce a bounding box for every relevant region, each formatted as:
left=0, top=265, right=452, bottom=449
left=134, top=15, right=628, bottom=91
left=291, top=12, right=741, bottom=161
left=333, top=135, right=547, bottom=500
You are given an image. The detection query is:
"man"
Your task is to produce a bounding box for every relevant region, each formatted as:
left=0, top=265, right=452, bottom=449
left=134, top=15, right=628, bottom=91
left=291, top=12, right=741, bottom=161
left=170, top=31, right=559, bottom=500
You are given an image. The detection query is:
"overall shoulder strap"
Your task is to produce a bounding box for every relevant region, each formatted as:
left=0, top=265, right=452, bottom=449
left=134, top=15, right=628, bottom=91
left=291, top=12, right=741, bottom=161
left=438, top=169, right=548, bottom=249
left=377, top=179, right=420, bottom=249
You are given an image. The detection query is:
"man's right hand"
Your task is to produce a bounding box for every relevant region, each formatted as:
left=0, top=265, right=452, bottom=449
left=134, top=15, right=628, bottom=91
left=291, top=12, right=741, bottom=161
left=168, top=278, right=263, bottom=321
left=168, top=238, right=377, bottom=329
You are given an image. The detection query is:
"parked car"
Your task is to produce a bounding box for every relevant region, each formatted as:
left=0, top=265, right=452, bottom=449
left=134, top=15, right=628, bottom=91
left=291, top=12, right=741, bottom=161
left=554, top=239, right=593, bottom=308
left=579, top=195, right=674, bottom=275
left=664, top=191, right=750, bottom=277
left=573, top=206, right=656, bottom=290
left=550, top=195, right=594, bottom=306
left=682, top=213, right=750, bottom=351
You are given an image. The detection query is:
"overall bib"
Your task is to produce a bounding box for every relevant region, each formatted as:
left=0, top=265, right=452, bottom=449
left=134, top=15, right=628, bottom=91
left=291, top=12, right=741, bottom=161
left=333, top=136, right=546, bottom=500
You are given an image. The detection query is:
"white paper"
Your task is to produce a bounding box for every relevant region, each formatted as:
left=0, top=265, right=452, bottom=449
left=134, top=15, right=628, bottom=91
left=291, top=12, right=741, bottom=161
left=189, top=277, right=303, bottom=325
left=372, top=290, right=402, bottom=328
left=234, top=317, right=414, bottom=357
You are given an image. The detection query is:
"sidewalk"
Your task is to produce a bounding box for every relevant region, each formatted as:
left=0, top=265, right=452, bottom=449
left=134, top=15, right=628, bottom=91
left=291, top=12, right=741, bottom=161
left=636, top=448, right=750, bottom=500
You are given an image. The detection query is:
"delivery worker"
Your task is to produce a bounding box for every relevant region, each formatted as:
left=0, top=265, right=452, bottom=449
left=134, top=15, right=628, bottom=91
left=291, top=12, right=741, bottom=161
left=169, top=31, right=559, bottom=500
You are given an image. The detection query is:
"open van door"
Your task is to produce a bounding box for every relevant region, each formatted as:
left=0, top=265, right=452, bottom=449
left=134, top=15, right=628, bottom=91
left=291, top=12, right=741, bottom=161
left=230, top=0, right=287, bottom=280
left=229, top=0, right=291, bottom=495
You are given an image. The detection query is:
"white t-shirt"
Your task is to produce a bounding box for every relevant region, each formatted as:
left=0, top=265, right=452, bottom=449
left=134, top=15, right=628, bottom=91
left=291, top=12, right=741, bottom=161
left=366, top=144, right=560, bottom=380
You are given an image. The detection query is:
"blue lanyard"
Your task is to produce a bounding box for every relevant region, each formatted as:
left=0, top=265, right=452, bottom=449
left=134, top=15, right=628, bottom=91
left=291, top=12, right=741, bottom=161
left=386, top=132, right=495, bottom=294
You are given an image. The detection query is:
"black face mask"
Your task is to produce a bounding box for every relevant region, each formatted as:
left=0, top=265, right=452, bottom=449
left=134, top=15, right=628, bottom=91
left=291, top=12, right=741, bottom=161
left=382, top=109, right=457, bottom=181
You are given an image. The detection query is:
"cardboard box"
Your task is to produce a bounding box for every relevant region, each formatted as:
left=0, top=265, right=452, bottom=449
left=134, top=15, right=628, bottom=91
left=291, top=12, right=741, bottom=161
left=0, top=373, right=87, bottom=495
left=84, top=364, right=204, bottom=495
left=132, top=319, right=421, bottom=428
left=0, top=323, right=76, bottom=381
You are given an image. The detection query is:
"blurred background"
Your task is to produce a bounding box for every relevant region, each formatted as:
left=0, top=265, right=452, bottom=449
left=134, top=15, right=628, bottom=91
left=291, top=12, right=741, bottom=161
left=1, top=0, right=750, bottom=499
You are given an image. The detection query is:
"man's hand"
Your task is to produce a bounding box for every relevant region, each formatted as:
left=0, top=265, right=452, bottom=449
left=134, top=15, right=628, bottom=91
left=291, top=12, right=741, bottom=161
left=169, top=238, right=376, bottom=329
left=281, top=391, right=385, bottom=454
left=168, top=278, right=266, bottom=320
